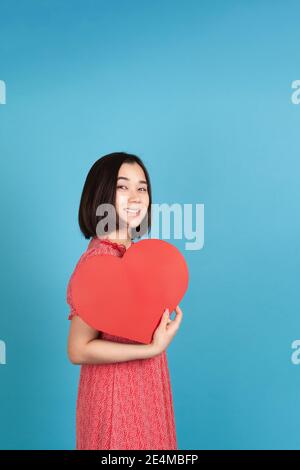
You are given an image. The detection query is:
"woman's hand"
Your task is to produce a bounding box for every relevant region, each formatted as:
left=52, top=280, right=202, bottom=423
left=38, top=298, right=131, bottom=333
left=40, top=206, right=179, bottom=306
left=150, top=305, right=183, bottom=355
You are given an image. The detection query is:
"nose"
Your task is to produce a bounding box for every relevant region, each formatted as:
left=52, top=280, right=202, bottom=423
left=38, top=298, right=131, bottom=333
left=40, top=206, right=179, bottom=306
left=128, top=189, right=141, bottom=202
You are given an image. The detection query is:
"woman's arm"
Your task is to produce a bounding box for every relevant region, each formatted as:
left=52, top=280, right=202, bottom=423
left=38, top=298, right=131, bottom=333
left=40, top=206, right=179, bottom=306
left=67, top=316, right=158, bottom=365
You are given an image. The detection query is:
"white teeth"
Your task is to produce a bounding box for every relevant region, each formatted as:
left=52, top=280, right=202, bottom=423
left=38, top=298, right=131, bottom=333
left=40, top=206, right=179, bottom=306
left=126, top=208, right=140, bottom=214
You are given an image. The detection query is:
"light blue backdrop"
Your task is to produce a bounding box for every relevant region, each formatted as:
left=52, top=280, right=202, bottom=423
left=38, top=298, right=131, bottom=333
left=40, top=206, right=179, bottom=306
left=0, top=0, right=300, bottom=450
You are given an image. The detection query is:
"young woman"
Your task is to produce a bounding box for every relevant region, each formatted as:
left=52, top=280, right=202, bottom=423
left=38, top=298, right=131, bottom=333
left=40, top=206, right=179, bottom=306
left=67, top=152, right=183, bottom=450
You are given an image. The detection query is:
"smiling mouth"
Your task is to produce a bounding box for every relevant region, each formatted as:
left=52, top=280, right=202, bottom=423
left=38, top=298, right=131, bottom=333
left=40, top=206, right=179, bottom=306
left=125, top=208, right=141, bottom=216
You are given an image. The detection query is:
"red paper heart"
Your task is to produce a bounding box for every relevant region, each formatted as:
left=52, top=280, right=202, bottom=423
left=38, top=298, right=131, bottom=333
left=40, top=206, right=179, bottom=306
left=71, top=238, right=189, bottom=344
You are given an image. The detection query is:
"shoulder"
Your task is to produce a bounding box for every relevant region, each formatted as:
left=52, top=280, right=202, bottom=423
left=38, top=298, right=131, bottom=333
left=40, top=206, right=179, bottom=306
left=66, top=244, right=106, bottom=306
left=67, top=240, right=123, bottom=286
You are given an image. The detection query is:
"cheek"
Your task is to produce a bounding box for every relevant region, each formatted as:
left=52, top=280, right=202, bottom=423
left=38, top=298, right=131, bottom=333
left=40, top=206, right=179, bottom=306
left=116, top=193, right=127, bottom=206
left=143, top=193, right=150, bottom=207
left=115, top=193, right=128, bottom=210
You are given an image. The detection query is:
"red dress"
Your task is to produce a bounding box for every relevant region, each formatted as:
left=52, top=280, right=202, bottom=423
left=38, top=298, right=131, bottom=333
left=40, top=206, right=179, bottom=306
left=67, top=237, right=178, bottom=450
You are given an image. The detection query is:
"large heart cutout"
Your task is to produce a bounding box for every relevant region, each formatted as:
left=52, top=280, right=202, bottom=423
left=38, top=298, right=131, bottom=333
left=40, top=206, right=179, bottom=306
left=71, top=238, right=189, bottom=344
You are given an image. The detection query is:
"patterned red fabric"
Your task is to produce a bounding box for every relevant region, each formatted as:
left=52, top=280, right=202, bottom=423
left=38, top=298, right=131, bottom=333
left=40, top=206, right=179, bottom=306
left=67, top=237, right=178, bottom=450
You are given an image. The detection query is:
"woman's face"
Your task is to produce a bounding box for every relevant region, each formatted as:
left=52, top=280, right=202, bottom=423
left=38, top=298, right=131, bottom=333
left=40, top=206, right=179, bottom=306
left=115, top=162, right=150, bottom=230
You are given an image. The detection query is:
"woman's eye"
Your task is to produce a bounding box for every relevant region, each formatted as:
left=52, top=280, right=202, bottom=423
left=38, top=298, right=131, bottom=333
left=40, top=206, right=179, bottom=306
left=117, top=185, right=147, bottom=192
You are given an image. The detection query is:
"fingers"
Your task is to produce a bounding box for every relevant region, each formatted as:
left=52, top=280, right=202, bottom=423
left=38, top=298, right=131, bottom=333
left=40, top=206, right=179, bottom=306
left=164, top=308, right=170, bottom=323
left=175, top=305, right=183, bottom=315
left=159, top=308, right=169, bottom=325
left=160, top=306, right=183, bottom=330
left=174, top=305, right=183, bottom=326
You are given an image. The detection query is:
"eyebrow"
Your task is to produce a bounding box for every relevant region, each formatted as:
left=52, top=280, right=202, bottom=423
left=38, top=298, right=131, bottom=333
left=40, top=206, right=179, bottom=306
left=117, top=176, right=148, bottom=185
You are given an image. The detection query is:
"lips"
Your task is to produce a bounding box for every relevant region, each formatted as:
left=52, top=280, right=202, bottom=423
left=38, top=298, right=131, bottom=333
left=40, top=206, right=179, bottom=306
left=125, top=208, right=141, bottom=216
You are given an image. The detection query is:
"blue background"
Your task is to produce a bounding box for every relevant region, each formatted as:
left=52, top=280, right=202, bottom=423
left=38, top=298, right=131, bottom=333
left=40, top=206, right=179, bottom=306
left=0, top=0, right=300, bottom=450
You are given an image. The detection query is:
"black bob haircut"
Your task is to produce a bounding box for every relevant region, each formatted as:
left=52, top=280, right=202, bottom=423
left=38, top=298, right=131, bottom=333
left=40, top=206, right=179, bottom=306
left=78, top=152, right=152, bottom=240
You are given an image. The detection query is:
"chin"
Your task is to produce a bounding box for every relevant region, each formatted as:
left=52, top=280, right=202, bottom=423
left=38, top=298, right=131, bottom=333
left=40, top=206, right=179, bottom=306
left=118, top=208, right=148, bottom=229
left=128, top=221, right=142, bottom=229
left=117, top=216, right=139, bottom=230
